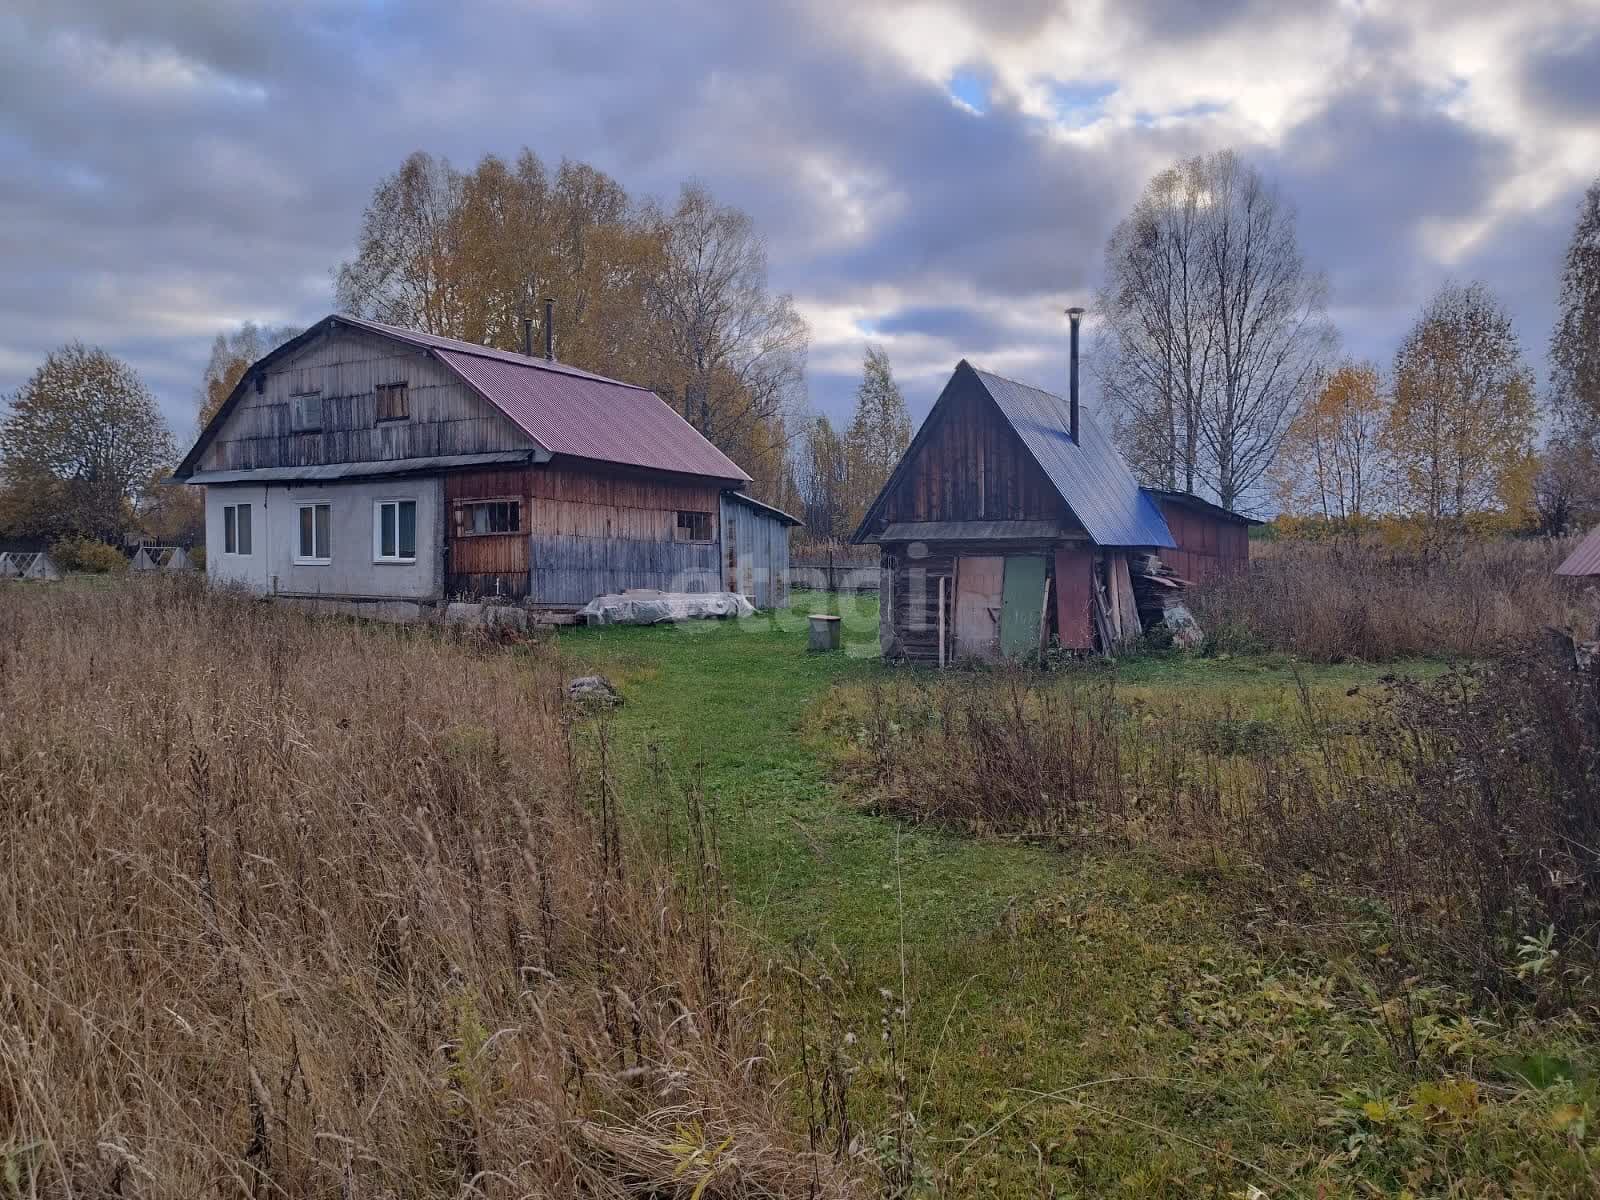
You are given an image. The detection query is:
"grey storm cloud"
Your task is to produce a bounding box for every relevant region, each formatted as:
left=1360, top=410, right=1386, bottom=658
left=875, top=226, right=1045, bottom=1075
left=0, top=0, right=1593, bottom=435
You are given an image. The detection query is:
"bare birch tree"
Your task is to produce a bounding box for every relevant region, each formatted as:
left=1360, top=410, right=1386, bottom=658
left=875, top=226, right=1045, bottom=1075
left=1095, top=157, right=1215, bottom=492
left=1098, top=151, right=1332, bottom=508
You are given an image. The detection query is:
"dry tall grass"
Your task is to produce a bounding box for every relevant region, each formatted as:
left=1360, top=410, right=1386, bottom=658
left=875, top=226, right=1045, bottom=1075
left=835, top=658, right=1600, bottom=1003
left=0, top=580, right=853, bottom=1198
left=1191, top=536, right=1595, bottom=661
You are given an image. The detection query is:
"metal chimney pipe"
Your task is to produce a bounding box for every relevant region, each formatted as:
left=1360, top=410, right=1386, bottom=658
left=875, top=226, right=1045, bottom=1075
left=522, top=316, right=534, bottom=358
left=1066, top=306, right=1085, bottom=443
left=543, top=297, right=555, bottom=361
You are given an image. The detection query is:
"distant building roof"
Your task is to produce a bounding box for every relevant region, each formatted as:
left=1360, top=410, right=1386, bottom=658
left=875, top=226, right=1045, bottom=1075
left=175, top=314, right=750, bottom=484
left=966, top=364, right=1176, bottom=549
left=1143, top=487, right=1265, bottom=526
left=1556, top=524, right=1600, bottom=577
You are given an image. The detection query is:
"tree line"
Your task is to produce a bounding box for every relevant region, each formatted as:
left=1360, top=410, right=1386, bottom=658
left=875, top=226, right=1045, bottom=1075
left=3, top=146, right=1598, bottom=557
left=1098, top=150, right=1600, bottom=537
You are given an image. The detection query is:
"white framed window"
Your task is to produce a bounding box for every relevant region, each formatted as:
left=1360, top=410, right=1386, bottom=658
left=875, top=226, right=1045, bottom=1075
left=295, top=502, right=332, bottom=564
left=373, top=499, right=417, bottom=563
left=223, top=503, right=252, bottom=555
left=291, top=391, right=323, bottom=431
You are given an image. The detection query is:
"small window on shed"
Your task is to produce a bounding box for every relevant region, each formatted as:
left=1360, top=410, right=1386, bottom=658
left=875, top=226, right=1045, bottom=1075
left=675, top=510, right=712, bottom=542
left=291, top=391, right=323, bottom=431
left=376, top=382, right=409, bottom=422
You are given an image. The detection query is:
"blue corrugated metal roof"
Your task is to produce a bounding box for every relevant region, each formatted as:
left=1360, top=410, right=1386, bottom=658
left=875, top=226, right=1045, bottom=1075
left=968, top=365, right=1175, bottom=549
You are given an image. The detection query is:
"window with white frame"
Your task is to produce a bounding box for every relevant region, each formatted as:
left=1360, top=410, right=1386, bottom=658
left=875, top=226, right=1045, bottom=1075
left=295, top=502, right=332, bottom=563
left=291, top=391, right=323, bottom=431
left=223, top=503, right=252, bottom=555
left=373, top=499, right=417, bottom=563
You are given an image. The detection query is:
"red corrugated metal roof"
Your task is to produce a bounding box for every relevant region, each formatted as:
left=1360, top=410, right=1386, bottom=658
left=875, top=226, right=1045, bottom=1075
left=1556, top=525, right=1600, bottom=576
left=336, top=315, right=750, bottom=483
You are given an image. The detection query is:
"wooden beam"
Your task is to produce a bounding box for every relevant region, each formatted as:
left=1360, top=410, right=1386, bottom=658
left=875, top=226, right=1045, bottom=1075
left=1111, top=553, right=1142, bottom=644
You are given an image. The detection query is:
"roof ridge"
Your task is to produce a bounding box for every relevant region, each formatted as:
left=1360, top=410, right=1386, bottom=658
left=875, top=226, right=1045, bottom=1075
left=337, top=313, right=652, bottom=391
left=968, top=362, right=1065, bottom=400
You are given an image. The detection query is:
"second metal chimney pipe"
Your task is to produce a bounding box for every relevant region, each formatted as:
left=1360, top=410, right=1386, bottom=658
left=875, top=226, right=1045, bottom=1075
left=1066, top=306, right=1085, bottom=443
left=522, top=316, right=534, bottom=358
left=543, top=297, right=555, bottom=361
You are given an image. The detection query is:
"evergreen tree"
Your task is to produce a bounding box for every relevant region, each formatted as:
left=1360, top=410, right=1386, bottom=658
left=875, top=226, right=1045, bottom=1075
left=1550, top=177, right=1600, bottom=440
left=843, top=345, right=911, bottom=527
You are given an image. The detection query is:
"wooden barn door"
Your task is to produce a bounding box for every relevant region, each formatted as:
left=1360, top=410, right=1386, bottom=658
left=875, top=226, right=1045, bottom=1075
left=954, top=556, right=1004, bottom=660
left=999, top=555, right=1047, bottom=657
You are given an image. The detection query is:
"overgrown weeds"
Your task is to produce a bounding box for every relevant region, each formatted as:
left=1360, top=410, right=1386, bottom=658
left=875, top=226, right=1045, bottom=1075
left=0, top=580, right=855, bottom=1198
left=1191, top=536, right=1596, bottom=661
left=827, top=656, right=1600, bottom=1008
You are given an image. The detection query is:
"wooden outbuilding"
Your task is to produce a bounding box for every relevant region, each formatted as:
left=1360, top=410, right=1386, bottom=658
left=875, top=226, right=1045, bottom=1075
left=851, top=360, right=1253, bottom=663
left=1144, top=489, right=1259, bottom=584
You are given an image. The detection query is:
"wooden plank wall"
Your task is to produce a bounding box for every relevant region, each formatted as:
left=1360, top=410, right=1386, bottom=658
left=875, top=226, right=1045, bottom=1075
left=1155, top=501, right=1250, bottom=585
left=878, top=378, right=1074, bottom=526
left=202, top=329, right=533, bottom=472
left=1053, top=546, right=1095, bottom=650
left=720, top=497, right=791, bottom=609
left=880, top=539, right=1068, bottom=663
left=445, top=467, right=531, bottom=598
left=444, top=461, right=725, bottom=604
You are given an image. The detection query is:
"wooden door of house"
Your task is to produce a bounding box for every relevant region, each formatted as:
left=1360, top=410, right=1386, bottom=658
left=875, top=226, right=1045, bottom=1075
left=954, top=555, right=1004, bottom=660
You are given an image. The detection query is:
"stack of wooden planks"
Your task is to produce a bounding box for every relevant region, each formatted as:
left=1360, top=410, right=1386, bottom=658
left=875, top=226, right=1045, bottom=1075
left=1128, top=552, right=1190, bottom=631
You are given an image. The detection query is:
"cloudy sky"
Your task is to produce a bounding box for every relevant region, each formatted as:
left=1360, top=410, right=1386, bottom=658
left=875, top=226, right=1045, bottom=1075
left=3, top=0, right=1598, bottom=441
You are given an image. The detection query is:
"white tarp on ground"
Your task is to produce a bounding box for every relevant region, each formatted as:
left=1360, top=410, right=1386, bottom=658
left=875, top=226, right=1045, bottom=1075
left=578, top=590, right=756, bottom=626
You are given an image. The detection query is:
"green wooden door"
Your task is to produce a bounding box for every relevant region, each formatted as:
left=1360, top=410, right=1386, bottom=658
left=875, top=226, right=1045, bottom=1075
left=999, top=555, right=1047, bottom=657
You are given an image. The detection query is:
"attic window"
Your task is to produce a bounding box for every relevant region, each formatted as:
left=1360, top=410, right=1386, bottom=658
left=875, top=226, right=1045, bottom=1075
left=291, top=391, right=323, bottom=431
left=376, top=382, right=409, bottom=422
left=674, top=510, right=712, bottom=543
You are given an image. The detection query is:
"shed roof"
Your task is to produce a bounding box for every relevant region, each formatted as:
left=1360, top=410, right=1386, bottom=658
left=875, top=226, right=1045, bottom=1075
left=725, top=491, right=804, bottom=526
left=175, top=314, right=750, bottom=484
left=186, top=451, right=542, bottom=486
left=1143, top=487, right=1264, bottom=526
left=867, top=520, right=1075, bottom=544
left=1556, top=524, right=1600, bottom=577
left=966, top=364, right=1174, bottom=548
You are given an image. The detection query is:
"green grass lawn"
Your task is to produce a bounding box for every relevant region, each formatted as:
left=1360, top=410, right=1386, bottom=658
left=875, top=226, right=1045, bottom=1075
left=558, top=591, right=1593, bottom=1198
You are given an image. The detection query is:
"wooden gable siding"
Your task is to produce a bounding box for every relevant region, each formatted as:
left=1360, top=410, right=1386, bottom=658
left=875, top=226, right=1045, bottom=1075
left=878, top=376, right=1073, bottom=527
left=444, top=461, right=723, bottom=604
left=1155, top=500, right=1249, bottom=585
left=199, top=329, right=533, bottom=472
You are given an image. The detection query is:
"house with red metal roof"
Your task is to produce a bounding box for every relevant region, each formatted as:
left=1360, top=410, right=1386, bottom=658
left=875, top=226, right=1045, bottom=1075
left=174, top=313, right=798, bottom=613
